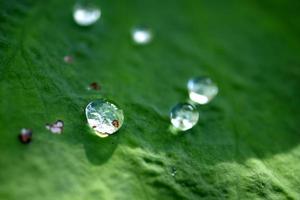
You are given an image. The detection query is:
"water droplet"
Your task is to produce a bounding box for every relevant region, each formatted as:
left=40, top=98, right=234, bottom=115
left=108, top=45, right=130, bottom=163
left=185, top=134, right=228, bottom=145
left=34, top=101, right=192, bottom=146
left=19, top=128, right=32, bottom=144
left=187, top=76, right=218, bottom=105
left=85, top=99, right=124, bottom=137
left=88, top=82, right=101, bottom=90
left=73, top=3, right=101, bottom=26
left=170, top=167, right=177, bottom=177
left=132, top=26, right=152, bottom=45
left=63, top=55, right=73, bottom=63
left=170, top=103, right=199, bottom=131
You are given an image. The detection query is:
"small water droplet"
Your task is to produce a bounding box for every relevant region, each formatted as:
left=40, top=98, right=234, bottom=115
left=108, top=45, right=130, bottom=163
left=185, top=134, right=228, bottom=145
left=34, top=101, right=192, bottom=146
left=63, top=55, right=73, bottom=63
left=132, top=26, right=152, bottom=45
left=73, top=3, right=101, bottom=26
left=170, top=103, right=199, bottom=131
left=88, top=82, right=101, bottom=90
left=187, top=76, right=218, bottom=105
left=170, top=167, right=177, bottom=177
left=85, top=99, right=124, bottom=138
left=19, top=128, right=32, bottom=144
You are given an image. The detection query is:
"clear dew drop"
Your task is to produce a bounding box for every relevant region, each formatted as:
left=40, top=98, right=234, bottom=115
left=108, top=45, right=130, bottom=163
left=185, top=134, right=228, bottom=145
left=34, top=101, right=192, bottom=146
left=73, top=3, right=101, bottom=26
left=187, top=76, right=218, bottom=105
left=85, top=99, right=124, bottom=138
left=132, top=27, right=152, bottom=45
left=170, top=103, right=199, bottom=131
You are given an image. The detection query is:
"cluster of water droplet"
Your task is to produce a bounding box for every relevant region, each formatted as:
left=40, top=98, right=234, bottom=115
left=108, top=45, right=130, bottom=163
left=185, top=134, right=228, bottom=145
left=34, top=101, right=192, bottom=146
left=170, top=76, right=218, bottom=131
left=73, top=3, right=153, bottom=45
left=72, top=2, right=218, bottom=135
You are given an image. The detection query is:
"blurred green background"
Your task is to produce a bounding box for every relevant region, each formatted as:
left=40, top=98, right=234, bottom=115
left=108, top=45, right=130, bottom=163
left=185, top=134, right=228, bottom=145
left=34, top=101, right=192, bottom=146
left=0, top=0, right=300, bottom=199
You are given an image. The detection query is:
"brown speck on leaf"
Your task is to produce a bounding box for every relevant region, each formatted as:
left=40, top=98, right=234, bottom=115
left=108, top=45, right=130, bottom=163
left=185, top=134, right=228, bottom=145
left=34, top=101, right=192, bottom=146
left=89, top=82, right=101, bottom=90
left=92, top=126, right=97, bottom=128
left=112, top=120, right=119, bottom=128
left=19, top=128, right=32, bottom=144
left=46, top=120, right=64, bottom=134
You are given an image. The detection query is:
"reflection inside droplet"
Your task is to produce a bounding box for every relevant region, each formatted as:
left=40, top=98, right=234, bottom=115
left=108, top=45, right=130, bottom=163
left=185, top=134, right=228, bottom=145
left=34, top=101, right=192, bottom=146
left=189, top=92, right=210, bottom=104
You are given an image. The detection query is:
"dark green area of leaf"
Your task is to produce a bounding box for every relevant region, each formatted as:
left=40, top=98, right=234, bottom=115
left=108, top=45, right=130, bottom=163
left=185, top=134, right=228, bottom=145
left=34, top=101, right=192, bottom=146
left=0, top=0, right=300, bottom=199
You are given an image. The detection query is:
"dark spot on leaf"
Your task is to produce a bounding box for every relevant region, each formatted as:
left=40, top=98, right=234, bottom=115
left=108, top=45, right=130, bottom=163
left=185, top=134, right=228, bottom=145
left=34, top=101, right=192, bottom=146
left=89, top=82, right=101, bottom=90
left=19, top=128, right=32, bottom=144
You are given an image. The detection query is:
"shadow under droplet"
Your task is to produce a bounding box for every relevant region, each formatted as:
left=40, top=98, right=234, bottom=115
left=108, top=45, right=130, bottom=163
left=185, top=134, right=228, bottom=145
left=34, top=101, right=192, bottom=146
left=83, top=126, right=119, bottom=165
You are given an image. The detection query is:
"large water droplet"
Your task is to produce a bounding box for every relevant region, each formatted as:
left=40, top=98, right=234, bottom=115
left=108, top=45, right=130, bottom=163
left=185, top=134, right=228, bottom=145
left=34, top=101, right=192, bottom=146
left=170, top=103, right=199, bottom=131
left=187, top=76, right=218, bottom=105
left=73, top=3, right=101, bottom=26
left=85, top=99, right=124, bottom=137
left=132, top=26, right=152, bottom=45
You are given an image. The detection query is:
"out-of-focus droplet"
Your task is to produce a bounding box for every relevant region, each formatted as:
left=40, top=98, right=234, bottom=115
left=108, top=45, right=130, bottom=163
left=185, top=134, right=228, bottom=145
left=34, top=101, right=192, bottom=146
left=73, top=3, right=101, bottom=26
left=85, top=99, right=124, bottom=138
left=170, top=103, right=199, bottom=131
left=187, top=76, right=218, bottom=105
left=64, top=55, right=73, bottom=63
left=132, top=26, right=152, bottom=45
